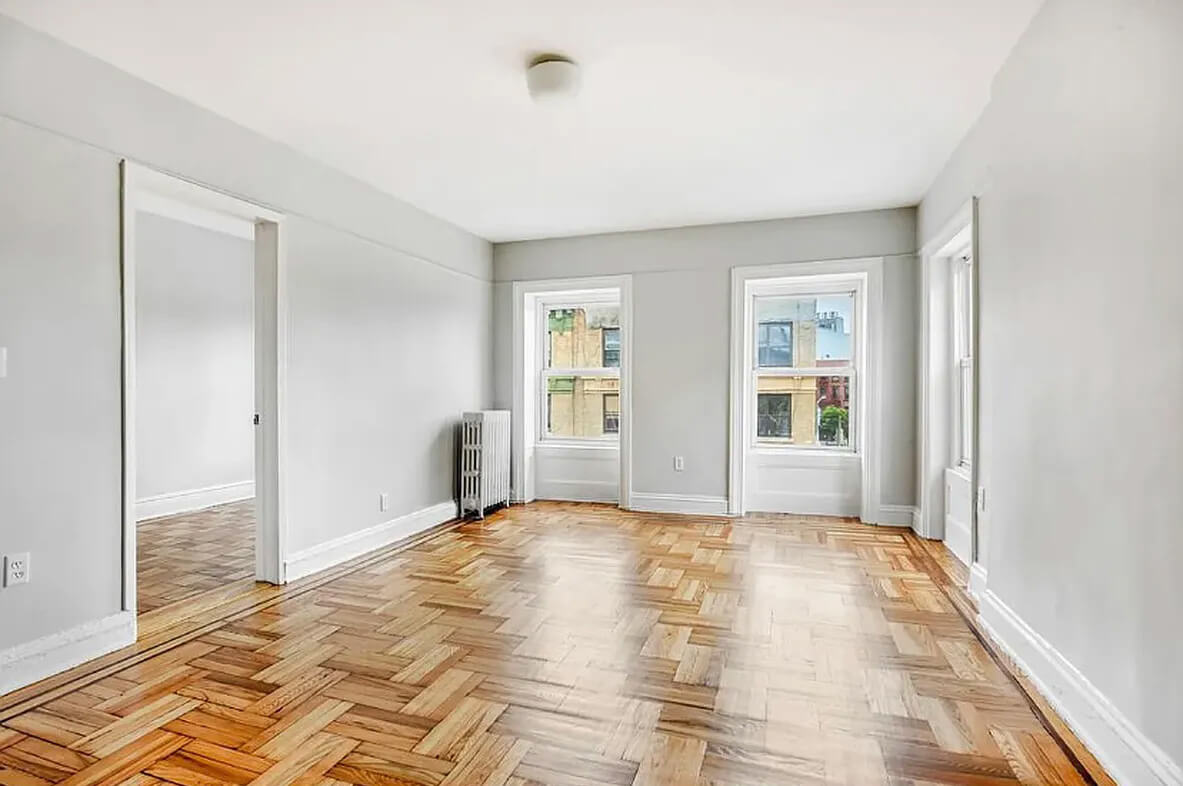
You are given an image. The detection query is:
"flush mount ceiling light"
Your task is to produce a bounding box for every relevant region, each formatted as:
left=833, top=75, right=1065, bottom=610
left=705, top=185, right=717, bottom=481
left=526, top=54, right=581, bottom=103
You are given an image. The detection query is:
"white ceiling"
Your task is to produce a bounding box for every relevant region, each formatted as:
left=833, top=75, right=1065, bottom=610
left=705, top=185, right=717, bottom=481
left=0, top=0, right=1040, bottom=242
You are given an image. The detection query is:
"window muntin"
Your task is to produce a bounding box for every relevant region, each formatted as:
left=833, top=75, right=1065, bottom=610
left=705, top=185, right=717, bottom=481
left=540, top=301, right=621, bottom=441
left=751, top=289, right=857, bottom=450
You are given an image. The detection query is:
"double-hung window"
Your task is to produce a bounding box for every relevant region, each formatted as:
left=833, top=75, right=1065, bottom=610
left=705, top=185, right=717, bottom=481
left=952, top=251, right=974, bottom=467
left=540, top=301, right=621, bottom=440
left=751, top=282, right=858, bottom=449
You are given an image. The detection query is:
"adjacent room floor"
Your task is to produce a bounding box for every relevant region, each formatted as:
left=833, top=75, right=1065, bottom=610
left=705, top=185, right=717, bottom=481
left=136, top=500, right=255, bottom=615
left=1, top=503, right=1093, bottom=785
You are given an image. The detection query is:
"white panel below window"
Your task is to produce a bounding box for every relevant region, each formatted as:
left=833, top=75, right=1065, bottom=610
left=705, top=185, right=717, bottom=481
left=745, top=451, right=860, bottom=516
left=535, top=444, right=619, bottom=503
left=944, top=467, right=972, bottom=565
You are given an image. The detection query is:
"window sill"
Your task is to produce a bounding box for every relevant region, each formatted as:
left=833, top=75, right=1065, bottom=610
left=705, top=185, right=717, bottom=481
left=536, top=440, right=619, bottom=451
left=751, top=445, right=857, bottom=456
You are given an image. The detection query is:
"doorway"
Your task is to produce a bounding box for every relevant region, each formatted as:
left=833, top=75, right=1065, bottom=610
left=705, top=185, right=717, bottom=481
left=120, top=162, right=285, bottom=631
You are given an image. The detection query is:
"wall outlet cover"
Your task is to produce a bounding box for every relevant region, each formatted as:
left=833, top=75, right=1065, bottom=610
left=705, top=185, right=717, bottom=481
left=379, top=493, right=390, bottom=513
left=4, top=553, right=30, bottom=586
left=674, top=456, right=685, bottom=471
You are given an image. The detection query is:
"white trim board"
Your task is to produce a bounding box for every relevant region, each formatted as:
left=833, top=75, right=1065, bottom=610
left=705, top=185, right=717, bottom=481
left=0, top=612, right=135, bottom=695
left=979, top=591, right=1182, bottom=786
left=284, top=501, right=457, bottom=583
left=628, top=493, right=729, bottom=517
left=136, top=480, right=254, bottom=521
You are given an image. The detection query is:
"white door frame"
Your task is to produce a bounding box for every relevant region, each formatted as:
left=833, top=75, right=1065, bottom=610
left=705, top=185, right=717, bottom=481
left=728, top=257, right=885, bottom=521
left=511, top=275, right=633, bottom=508
left=120, top=161, right=288, bottom=621
left=917, top=198, right=982, bottom=571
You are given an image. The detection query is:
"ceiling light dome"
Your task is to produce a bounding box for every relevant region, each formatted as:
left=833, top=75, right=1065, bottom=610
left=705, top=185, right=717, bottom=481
left=526, top=54, right=580, bottom=103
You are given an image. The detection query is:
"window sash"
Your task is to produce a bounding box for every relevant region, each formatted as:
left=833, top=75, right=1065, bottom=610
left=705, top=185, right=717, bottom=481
left=751, top=371, right=856, bottom=450
left=537, top=299, right=622, bottom=443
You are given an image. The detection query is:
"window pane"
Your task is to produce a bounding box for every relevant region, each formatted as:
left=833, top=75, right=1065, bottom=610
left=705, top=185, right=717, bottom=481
left=546, top=375, right=620, bottom=438
left=755, top=375, right=852, bottom=447
left=547, top=306, right=620, bottom=369
left=754, top=293, right=854, bottom=369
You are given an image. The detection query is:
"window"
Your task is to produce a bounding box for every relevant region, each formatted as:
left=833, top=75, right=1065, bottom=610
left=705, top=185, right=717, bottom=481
left=757, top=321, right=792, bottom=366
left=542, top=303, right=621, bottom=440
left=757, top=393, right=790, bottom=438
left=751, top=288, right=856, bottom=449
left=602, top=393, right=620, bottom=434
left=601, top=328, right=621, bottom=368
left=952, top=252, right=974, bottom=467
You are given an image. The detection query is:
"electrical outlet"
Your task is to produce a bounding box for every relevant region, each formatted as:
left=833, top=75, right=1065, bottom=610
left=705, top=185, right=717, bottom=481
left=379, top=493, right=390, bottom=513
left=977, top=486, right=987, bottom=513
left=673, top=456, right=685, bottom=472
left=4, top=553, right=30, bottom=586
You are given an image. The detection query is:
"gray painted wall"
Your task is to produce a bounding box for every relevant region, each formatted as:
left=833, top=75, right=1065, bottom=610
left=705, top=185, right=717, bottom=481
left=0, top=15, right=492, bottom=650
left=136, top=213, right=254, bottom=501
left=493, top=209, right=918, bottom=504
left=919, top=0, right=1182, bottom=765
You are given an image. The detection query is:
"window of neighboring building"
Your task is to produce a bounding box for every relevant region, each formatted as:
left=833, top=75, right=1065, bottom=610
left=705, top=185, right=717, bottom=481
left=752, top=287, right=856, bottom=449
left=757, top=393, right=790, bottom=438
left=541, top=302, right=621, bottom=440
left=602, top=393, right=620, bottom=434
left=952, top=251, right=974, bottom=467
left=601, top=327, right=621, bottom=368
left=757, top=321, right=792, bottom=367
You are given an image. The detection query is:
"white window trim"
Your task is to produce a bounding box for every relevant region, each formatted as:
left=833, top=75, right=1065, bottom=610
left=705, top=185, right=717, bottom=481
left=512, top=276, right=633, bottom=508
left=729, top=258, right=885, bottom=520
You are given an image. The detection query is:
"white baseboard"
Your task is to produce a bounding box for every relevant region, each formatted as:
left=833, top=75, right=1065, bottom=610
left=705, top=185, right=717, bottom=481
left=629, top=492, right=729, bottom=517
left=878, top=504, right=917, bottom=527
left=137, top=480, right=254, bottom=521
left=283, top=501, right=457, bottom=582
left=0, top=611, right=136, bottom=695
left=912, top=506, right=923, bottom=532
left=968, top=562, right=988, bottom=600
left=979, top=591, right=1181, bottom=786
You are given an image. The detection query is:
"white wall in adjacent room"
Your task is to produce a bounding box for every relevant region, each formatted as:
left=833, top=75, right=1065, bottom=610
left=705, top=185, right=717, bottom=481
left=135, top=213, right=254, bottom=504
left=919, top=0, right=1182, bottom=778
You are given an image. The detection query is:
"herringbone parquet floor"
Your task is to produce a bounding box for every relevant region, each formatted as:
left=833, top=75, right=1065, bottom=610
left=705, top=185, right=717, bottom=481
left=137, top=501, right=255, bottom=614
left=1, top=502, right=1095, bottom=785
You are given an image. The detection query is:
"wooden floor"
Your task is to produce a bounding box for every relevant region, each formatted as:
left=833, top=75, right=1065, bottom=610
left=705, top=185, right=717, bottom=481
left=0, top=502, right=1100, bottom=785
left=137, top=501, right=255, bottom=614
